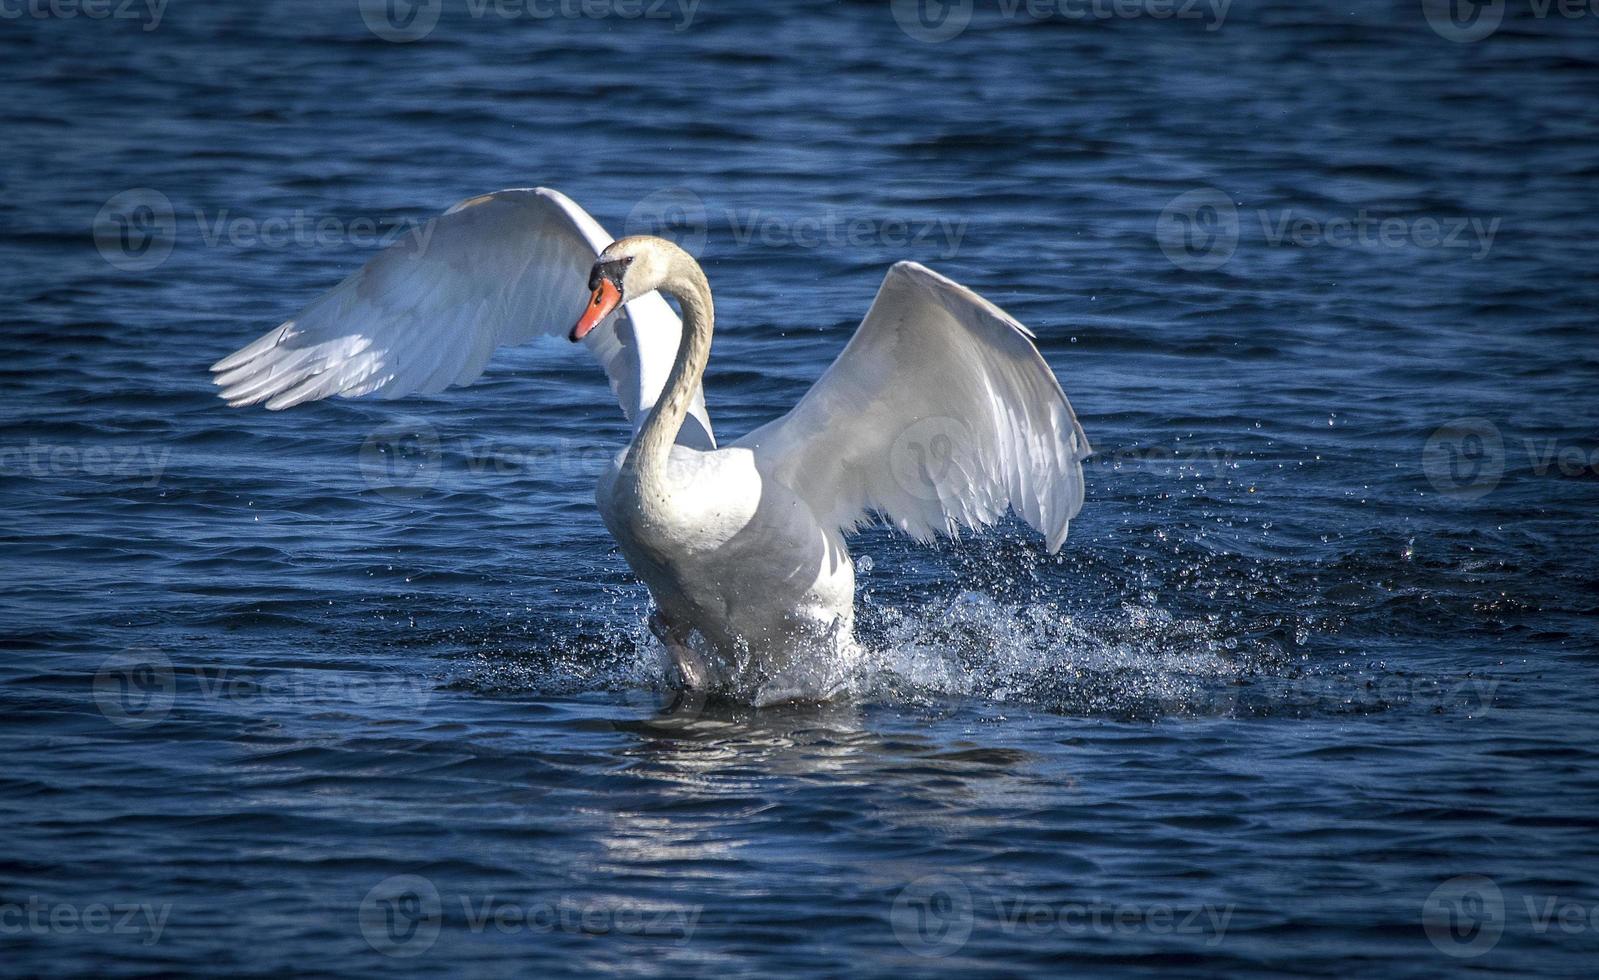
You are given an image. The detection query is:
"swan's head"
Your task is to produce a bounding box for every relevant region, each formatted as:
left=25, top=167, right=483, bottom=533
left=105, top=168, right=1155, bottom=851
left=569, top=236, right=677, bottom=342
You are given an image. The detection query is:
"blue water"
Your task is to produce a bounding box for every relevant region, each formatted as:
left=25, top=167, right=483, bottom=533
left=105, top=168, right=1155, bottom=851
left=4, top=0, right=1599, bottom=975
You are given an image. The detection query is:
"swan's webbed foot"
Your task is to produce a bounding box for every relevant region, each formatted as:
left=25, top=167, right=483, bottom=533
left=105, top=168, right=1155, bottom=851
left=649, top=609, right=717, bottom=691
left=667, top=646, right=717, bottom=692
left=648, top=608, right=687, bottom=646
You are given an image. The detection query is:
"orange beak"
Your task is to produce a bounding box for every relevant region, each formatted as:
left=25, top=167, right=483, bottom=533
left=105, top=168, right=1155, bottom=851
left=570, top=278, right=621, bottom=342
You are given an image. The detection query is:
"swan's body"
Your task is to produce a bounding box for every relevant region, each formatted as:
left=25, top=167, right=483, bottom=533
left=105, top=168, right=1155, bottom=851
left=213, top=188, right=1089, bottom=700
left=597, top=443, right=857, bottom=693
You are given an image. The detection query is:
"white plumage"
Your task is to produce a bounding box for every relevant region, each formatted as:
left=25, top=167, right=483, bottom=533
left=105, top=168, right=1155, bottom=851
left=212, top=188, right=1089, bottom=698
left=211, top=188, right=713, bottom=447
left=738, top=261, right=1089, bottom=554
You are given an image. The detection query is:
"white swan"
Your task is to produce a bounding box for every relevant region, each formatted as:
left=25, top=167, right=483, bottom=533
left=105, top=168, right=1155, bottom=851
left=212, top=188, right=1090, bottom=700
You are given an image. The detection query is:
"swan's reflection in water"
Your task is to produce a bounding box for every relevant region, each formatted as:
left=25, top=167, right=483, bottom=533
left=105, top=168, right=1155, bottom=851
left=591, top=693, right=1075, bottom=892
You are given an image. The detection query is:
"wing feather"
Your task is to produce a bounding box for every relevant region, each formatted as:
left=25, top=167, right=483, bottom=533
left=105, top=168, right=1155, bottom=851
left=736, top=262, right=1089, bottom=552
left=210, top=187, right=714, bottom=448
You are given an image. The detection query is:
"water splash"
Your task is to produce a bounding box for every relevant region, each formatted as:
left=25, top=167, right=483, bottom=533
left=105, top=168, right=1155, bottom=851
left=853, top=591, right=1288, bottom=719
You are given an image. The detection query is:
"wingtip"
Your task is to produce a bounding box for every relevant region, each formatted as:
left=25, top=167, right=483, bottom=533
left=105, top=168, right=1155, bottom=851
left=885, top=261, right=1040, bottom=340
left=210, top=348, right=255, bottom=373
left=211, top=321, right=293, bottom=373
left=888, top=259, right=933, bottom=276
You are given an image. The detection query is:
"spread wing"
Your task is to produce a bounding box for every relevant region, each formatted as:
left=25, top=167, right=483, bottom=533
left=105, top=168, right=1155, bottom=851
left=736, top=262, right=1088, bottom=551
left=209, top=187, right=714, bottom=448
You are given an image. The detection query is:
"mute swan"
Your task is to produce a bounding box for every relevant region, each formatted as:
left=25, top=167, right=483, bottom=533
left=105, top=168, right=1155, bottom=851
left=212, top=188, right=1090, bottom=700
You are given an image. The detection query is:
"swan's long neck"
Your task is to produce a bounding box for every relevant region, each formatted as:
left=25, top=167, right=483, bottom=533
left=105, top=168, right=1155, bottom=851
left=625, top=249, right=714, bottom=499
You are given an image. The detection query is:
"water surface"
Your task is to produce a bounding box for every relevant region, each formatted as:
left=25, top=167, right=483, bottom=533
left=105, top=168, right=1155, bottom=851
left=3, top=1, right=1598, bottom=975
